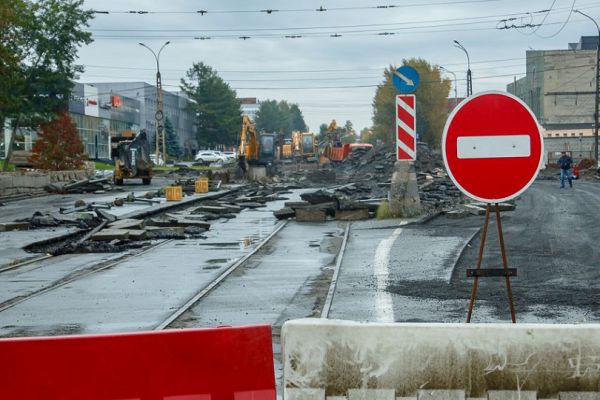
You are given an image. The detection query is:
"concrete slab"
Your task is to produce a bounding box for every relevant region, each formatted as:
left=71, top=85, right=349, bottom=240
left=419, top=391, right=465, bottom=400
left=335, top=209, right=369, bottom=221
left=90, top=229, right=130, bottom=241
left=296, top=208, right=326, bottom=222
left=286, top=388, right=325, bottom=400
left=487, top=391, right=536, bottom=400
left=349, top=389, right=395, bottom=400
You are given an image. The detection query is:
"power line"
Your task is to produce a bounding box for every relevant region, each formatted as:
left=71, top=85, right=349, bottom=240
left=91, top=0, right=503, bottom=15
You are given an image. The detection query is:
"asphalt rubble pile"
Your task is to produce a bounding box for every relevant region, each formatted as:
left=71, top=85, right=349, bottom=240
left=25, top=183, right=293, bottom=255
left=274, top=142, right=472, bottom=219
left=45, top=176, right=115, bottom=195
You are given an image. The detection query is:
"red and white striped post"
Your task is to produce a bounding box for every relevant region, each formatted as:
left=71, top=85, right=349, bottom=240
left=396, top=94, right=416, bottom=161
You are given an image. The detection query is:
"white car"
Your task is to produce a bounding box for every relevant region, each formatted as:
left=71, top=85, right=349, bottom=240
left=195, top=150, right=227, bottom=165
left=222, top=151, right=237, bottom=163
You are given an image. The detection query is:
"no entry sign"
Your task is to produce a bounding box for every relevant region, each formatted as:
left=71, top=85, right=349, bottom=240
left=442, top=91, right=543, bottom=203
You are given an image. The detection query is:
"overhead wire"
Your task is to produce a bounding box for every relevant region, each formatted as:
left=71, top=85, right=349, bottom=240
left=90, top=0, right=503, bottom=15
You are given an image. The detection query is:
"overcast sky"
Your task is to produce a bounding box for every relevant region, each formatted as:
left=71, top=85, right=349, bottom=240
left=78, top=0, right=600, bottom=132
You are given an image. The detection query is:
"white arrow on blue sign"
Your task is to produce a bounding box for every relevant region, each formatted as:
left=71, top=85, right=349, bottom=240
left=393, top=66, right=420, bottom=94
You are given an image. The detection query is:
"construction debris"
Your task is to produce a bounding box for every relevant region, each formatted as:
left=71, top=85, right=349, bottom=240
left=45, top=177, right=112, bottom=194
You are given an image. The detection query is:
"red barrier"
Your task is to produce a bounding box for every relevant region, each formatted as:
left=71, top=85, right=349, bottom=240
left=0, top=325, right=275, bottom=400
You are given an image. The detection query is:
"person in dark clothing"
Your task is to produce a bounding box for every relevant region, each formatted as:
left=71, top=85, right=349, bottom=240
left=558, top=151, right=573, bottom=188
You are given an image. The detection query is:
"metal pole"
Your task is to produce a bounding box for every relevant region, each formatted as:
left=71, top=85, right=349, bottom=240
left=440, top=66, right=457, bottom=102
left=575, top=10, right=599, bottom=166
left=139, top=41, right=170, bottom=165
left=454, top=40, right=472, bottom=96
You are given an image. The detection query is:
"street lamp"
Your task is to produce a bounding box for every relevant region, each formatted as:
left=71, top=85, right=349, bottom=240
left=453, top=40, right=472, bottom=97
left=574, top=10, right=599, bottom=166
left=439, top=66, right=458, bottom=103
left=139, top=41, right=170, bottom=164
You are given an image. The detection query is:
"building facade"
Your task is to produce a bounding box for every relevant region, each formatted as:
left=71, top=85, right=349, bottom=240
left=68, top=83, right=141, bottom=159
left=238, top=97, right=261, bottom=120
left=507, top=36, right=599, bottom=162
left=89, top=82, right=197, bottom=157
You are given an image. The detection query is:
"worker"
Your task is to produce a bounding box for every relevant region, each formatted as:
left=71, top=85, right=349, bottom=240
left=558, top=151, right=573, bottom=189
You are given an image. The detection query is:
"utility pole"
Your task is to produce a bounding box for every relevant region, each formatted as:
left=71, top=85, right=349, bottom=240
left=139, top=41, right=171, bottom=165
left=453, top=40, right=472, bottom=96
left=574, top=10, right=599, bottom=166
left=440, top=66, right=458, bottom=104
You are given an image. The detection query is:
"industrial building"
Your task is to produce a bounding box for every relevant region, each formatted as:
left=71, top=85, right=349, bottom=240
left=89, top=82, right=197, bottom=158
left=507, top=36, right=599, bottom=162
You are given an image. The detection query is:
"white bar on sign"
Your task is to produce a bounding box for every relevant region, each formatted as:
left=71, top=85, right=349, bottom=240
left=457, top=134, right=531, bottom=159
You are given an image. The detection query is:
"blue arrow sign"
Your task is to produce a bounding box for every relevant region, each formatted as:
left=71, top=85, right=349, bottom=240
left=392, top=66, right=420, bottom=94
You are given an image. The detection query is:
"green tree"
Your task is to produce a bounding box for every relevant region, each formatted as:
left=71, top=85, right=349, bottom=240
left=256, top=100, right=307, bottom=136
left=319, top=123, right=328, bottom=136
left=255, top=100, right=280, bottom=133
left=180, top=62, right=241, bottom=147
left=1, top=0, right=94, bottom=170
left=372, top=59, right=451, bottom=148
left=29, top=113, right=85, bottom=170
left=164, top=117, right=181, bottom=158
left=289, top=104, right=307, bottom=132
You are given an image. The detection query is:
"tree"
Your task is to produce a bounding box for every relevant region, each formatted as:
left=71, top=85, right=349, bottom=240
left=255, top=100, right=283, bottom=133
left=255, top=100, right=307, bottom=136
left=29, top=113, right=85, bottom=170
left=164, top=117, right=181, bottom=158
left=180, top=62, right=241, bottom=147
left=1, top=0, right=94, bottom=171
left=319, top=123, right=329, bottom=136
left=372, top=59, right=451, bottom=148
left=289, top=104, right=307, bottom=132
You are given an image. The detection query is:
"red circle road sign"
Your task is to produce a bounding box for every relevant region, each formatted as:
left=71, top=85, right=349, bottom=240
left=442, top=91, right=543, bottom=203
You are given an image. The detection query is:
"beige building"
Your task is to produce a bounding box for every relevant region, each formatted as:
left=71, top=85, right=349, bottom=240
left=507, top=36, right=597, bottom=131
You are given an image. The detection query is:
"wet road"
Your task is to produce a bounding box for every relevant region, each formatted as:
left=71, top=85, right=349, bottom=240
left=328, top=180, right=600, bottom=324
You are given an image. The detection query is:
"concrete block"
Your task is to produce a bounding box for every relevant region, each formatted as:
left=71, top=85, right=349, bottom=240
left=126, top=229, right=147, bottom=240
left=326, top=397, right=347, bottom=400
left=559, top=393, right=600, bottom=400
left=419, top=390, right=465, bottom=400
left=91, top=229, right=130, bottom=241
left=349, top=389, right=395, bottom=400
left=194, top=205, right=230, bottom=214
left=488, top=392, right=536, bottom=400
left=389, top=160, right=421, bottom=217
left=286, top=388, right=325, bottom=400
left=282, top=319, right=600, bottom=399
left=0, top=222, right=30, bottom=231
left=146, top=226, right=186, bottom=235
left=295, top=208, right=326, bottom=222
left=335, top=208, right=369, bottom=221
left=108, top=219, right=145, bottom=230
left=274, top=207, right=296, bottom=220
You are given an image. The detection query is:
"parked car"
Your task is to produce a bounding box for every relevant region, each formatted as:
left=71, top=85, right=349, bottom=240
left=222, top=151, right=237, bottom=163
left=194, top=150, right=227, bottom=165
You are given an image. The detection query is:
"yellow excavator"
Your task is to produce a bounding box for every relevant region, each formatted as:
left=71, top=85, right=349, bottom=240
left=291, top=130, right=316, bottom=162
left=237, top=115, right=277, bottom=176
left=318, top=119, right=338, bottom=165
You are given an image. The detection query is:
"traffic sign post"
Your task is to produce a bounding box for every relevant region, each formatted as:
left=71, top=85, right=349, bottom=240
left=442, top=91, right=544, bottom=323
left=396, top=94, right=416, bottom=161
left=389, top=66, right=421, bottom=217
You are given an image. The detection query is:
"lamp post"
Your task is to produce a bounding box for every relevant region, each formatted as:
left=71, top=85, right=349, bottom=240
left=440, top=66, right=458, bottom=104
left=574, top=10, right=599, bottom=166
left=139, top=41, right=170, bottom=165
left=453, top=40, right=472, bottom=97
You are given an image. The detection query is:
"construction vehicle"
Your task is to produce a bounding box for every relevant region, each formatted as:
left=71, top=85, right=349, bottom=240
left=280, top=138, right=293, bottom=160
left=237, top=115, right=277, bottom=177
left=290, top=130, right=316, bottom=162
left=111, top=130, right=153, bottom=185
left=318, top=119, right=340, bottom=165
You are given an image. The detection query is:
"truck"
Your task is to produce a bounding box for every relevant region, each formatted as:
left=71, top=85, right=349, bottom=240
left=111, top=130, right=153, bottom=185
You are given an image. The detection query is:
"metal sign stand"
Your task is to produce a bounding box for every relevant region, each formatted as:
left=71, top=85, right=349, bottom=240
left=466, top=203, right=517, bottom=323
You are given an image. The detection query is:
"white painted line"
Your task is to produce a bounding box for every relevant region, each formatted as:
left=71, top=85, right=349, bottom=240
left=457, top=134, right=531, bottom=159
left=373, top=227, right=402, bottom=322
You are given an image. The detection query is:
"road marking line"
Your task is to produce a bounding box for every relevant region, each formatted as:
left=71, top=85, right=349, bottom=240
left=373, top=227, right=402, bottom=322
left=457, top=134, right=531, bottom=159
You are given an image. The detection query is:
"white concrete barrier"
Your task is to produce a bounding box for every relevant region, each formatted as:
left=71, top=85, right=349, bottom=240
left=282, top=319, right=600, bottom=399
